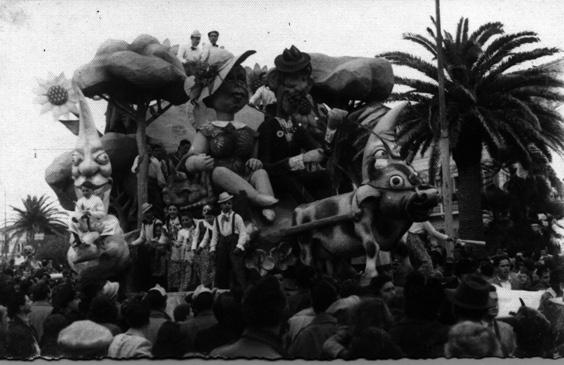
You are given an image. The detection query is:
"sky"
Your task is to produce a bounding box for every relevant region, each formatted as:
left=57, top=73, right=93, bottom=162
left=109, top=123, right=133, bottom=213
left=0, top=0, right=563, bottom=222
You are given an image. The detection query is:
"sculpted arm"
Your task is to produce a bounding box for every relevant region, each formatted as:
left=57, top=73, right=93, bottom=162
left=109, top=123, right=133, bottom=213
left=185, top=132, right=213, bottom=172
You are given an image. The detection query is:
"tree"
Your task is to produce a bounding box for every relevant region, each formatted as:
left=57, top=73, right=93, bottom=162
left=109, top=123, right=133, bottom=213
left=8, top=195, right=67, bottom=248
left=380, top=18, right=564, bottom=240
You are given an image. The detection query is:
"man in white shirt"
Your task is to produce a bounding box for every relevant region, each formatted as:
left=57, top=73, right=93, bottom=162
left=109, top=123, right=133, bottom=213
left=177, top=30, right=202, bottom=64
left=249, top=73, right=276, bottom=111
left=131, top=144, right=166, bottom=188
left=210, top=192, right=247, bottom=290
left=202, top=30, right=224, bottom=51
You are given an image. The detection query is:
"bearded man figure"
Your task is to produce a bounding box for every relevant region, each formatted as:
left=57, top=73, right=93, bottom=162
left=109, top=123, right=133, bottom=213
left=258, top=46, right=338, bottom=202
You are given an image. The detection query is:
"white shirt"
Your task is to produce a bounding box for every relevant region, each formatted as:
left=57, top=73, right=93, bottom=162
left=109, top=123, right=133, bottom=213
left=210, top=211, right=247, bottom=252
left=249, top=85, right=276, bottom=108
left=131, top=155, right=166, bottom=187
left=192, top=219, right=213, bottom=250
left=131, top=219, right=162, bottom=246
left=177, top=44, right=202, bottom=63
left=175, top=227, right=195, bottom=261
left=74, top=195, right=106, bottom=219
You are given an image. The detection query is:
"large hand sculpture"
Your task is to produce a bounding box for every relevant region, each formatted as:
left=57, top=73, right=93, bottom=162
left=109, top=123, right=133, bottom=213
left=73, top=34, right=188, bottom=105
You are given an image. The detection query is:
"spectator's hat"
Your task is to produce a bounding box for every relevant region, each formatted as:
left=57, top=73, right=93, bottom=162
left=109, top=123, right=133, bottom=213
left=193, top=284, right=212, bottom=301
left=274, top=45, right=311, bottom=73
left=57, top=320, right=113, bottom=358
left=141, top=202, right=153, bottom=214
left=148, top=283, right=166, bottom=297
left=449, top=274, right=491, bottom=310
left=217, top=192, right=234, bottom=204
left=191, top=30, right=201, bottom=38
left=184, top=47, right=255, bottom=103
left=208, top=30, right=219, bottom=37
left=102, top=280, right=120, bottom=299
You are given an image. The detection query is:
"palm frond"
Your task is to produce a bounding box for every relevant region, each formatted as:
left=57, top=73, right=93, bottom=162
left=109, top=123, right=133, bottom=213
left=395, top=77, right=438, bottom=95
left=474, top=32, right=540, bottom=75
left=483, top=47, right=560, bottom=82
left=403, top=33, right=437, bottom=57
left=378, top=52, right=439, bottom=81
left=471, top=22, right=504, bottom=45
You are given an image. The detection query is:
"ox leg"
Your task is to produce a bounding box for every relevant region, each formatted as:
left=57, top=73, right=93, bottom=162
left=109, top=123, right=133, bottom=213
left=355, top=216, right=379, bottom=285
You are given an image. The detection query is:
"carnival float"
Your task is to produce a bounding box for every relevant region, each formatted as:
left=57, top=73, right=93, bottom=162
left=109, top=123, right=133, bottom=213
left=41, top=34, right=444, bottom=292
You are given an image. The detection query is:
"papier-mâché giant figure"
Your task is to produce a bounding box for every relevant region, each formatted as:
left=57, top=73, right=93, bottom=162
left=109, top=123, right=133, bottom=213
left=66, top=89, right=130, bottom=282
left=184, top=48, right=278, bottom=221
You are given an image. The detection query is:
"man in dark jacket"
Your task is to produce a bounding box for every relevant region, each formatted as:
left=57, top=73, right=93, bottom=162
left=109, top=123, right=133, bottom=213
left=389, top=272, right=449, bottom=359
left=6, top=291, right=40, bottom=359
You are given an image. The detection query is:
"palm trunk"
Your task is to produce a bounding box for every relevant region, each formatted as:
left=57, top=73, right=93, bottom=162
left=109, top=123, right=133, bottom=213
left=455, top=160, right=484, bottom=240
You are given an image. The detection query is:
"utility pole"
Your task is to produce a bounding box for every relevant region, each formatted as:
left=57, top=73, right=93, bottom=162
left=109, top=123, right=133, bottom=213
left=435, top=0, right=455, bottom=258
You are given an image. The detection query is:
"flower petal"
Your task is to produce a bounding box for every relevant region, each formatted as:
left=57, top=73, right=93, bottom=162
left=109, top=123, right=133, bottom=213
left=68, top=102, right=79, bottom=115
left=33, top=95, right=48, bottom=104
left=47, top=72, right=57, bottom=81
left=55, top=72, right=66, bottom=85
left=32, top=85, right=47, bottom=95
left=40, top=103, right=53, bottom=114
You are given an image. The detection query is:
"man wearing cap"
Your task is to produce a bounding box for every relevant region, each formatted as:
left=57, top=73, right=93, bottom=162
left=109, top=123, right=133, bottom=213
left=210, top=192, right=248, bottom=290
left=177, top=30, right=203, bottom=64
left=203, top=30, right=224, bottom=50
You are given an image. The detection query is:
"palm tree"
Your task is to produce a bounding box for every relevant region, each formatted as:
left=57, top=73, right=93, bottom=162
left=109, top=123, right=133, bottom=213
left=8, top=195, right=67, bottom=248
left=379, top=18, right=564, bottom=240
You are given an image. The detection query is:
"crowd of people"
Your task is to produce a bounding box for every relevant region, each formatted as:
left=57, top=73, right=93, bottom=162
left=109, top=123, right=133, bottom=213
left=1, top=235, right=564, bottom=359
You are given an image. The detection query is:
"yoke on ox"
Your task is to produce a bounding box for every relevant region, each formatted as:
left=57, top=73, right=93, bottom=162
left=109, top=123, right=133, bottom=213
left=289, top=103, right=440, bottom=282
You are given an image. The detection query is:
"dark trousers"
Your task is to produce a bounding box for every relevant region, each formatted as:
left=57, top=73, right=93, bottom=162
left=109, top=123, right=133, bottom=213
left=214, top=234, right=246, bottom=291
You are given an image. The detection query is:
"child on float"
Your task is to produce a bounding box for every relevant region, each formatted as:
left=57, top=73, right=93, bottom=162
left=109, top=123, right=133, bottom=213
left=70, top=181, right=106, bottom=245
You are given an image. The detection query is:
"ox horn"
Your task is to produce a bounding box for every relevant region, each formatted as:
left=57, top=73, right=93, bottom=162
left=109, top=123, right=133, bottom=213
left=361, top=101, right=409, bottom=182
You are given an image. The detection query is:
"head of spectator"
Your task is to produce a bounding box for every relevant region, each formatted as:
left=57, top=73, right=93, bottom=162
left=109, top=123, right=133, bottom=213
left=350, top=297, right=393, bottom=333
left=51, top=283, right=76, bottom=313
left=57, top=320, right=114, bottom=359
left=202, top=204, right=215, bottom=224
left=123, top=298, right=150, bottom=330
left=311, top=278, right=339, bottom=314
left=455, top=258, right=477, bottom=281
left=191, top=285, right=214, bottom=316
left=369, top=274, right=396, bottom=304
left=190, top=30, right=201, bottom=48
left=213, top=293, right=245, bottom=332
left=450, top=274, right=491, bottom=322
left=31, top=281, right=50, bottom=302
left=404, top=271, right=444, bottom=321
left=479, top=260, right=495, bottom=281
left=152, top=321, right=187, bottom=358
left=347, top=327, right=403, bottom=360
left=504, top=305, right=553, bottom=357
left=173, top=303, right=190, bottom=322
left=145, top=284, right=167, bottom=313
left=486, top=285, right=499, bottom=320
left=535, top=265, right=550, bottom=288
left=88, top=294, right=119, bottom=326
left=493, top=256, right=511, bottom=281
left=7, top=291, right=32, bottom=320
left=242, top=275, right=287, bottom=332
left=444, top=321, right=503, bottom=358
left=208, top=30, right=219, bottom=46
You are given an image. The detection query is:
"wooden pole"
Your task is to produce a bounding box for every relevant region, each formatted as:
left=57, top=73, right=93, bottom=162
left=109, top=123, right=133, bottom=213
left=435, top=0, right=455, bottom=258
left=135, top=103, right=149, bottom=227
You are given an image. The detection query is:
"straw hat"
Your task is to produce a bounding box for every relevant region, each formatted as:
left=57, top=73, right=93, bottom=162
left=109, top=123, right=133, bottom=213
left=141, top=202, right=153, bottom=215
left=217, top=192, right=234, bottom=204
left=184, top=47, right=255, bottom=103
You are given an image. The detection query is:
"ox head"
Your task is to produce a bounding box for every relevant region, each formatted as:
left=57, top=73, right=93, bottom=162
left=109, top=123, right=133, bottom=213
left=361, top=102, right=440, bottom=222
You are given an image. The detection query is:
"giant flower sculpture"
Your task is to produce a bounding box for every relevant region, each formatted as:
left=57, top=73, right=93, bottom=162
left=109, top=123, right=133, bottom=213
left=33, top=72, right=79, bottom=119
left=73, top=34, right=188, bottom=105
